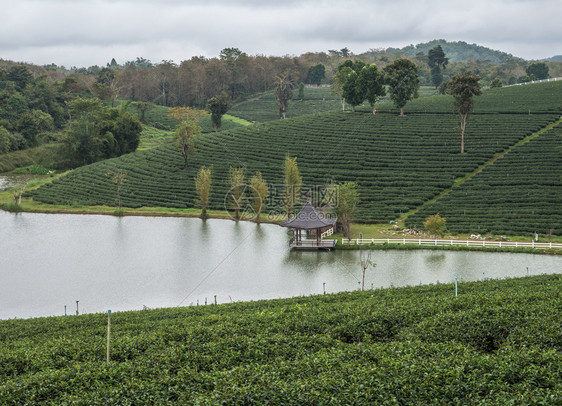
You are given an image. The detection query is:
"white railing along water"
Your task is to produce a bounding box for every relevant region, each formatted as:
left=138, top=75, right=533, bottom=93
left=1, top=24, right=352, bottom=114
left=341, top=238, right=562, bottom=249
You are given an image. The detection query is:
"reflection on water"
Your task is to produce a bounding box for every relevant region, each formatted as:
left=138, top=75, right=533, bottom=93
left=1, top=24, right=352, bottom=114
left=1, top=211, right=561, bottom=319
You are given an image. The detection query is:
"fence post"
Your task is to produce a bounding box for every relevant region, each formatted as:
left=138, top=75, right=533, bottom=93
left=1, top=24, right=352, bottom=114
left=106, top=310, right=111, bottom=363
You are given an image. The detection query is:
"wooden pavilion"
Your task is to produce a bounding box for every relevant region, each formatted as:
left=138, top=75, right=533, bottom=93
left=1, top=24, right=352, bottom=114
left=282, top=202, right=337, bottom=250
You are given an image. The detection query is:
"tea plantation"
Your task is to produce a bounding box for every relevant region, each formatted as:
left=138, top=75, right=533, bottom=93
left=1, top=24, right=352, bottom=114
left=406, top=123, right=562, bottom=235
left=230, top=87, right=343, bottom=122
left=26, top=111, right=558, bottom=224
left=23, top=80, right=562, bottom=235
left=0, top=274, right=560, bottom=404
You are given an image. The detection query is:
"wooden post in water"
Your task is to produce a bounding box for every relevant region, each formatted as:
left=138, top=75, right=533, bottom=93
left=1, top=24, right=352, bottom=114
left=76, top=300, right=79, bottom=315
left=106, top=310, right=111, bottom=363
left=323, top=282, right=326, bottom=295
left=214, top=295, right=217, bottom=305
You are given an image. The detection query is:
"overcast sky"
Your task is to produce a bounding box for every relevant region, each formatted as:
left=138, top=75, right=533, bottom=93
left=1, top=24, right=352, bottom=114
left=1, top=0, right=560, bottom=67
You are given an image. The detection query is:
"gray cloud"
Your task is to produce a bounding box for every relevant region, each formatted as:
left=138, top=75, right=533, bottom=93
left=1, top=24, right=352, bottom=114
left=0, top=0, right=560, bottom=66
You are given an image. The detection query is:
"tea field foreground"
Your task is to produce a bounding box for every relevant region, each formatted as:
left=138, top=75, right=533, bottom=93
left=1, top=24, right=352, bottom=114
left=0, top=274, right=560, bottom=404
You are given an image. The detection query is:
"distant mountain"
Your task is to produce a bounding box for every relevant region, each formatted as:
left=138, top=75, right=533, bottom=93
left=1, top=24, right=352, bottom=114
left=542, top=55, right=562, bottom=62
left=385, top=39, right=525, bottom=64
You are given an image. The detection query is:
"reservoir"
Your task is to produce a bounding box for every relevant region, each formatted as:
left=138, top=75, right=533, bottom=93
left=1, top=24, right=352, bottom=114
left=1, top=210, right=561, bottom=320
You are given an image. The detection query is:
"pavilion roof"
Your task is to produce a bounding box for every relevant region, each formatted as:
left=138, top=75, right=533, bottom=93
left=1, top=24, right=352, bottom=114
left=281, top=202, right=337, bottom=229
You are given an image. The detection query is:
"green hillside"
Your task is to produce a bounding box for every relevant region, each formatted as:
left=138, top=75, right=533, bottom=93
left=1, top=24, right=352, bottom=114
left=26, top=112, right=557, bottom=224
left=230, top=87, right=343, bottom=122
left=1, top=275, right=560, bottom=404
left=384, top=39, right=524, bottom=63
left=24, top=81, right=562, bottom=235
left=407, top=123, right=562, bottom=235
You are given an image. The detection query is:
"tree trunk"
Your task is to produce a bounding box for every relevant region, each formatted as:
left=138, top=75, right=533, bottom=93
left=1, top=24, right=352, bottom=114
left=460, top=114, right=467, bottom=153
left=399, top=107, right=404, bottom=116
left=351, top=105, right=356, bottom=113
left=201, top=207, right=207, bottom=219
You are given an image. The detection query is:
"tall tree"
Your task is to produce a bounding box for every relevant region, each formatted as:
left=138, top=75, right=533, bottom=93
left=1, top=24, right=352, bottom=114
left=168, top=107, right=206, bottom=167
left=131, top=101, right=155, bottom=123
left=357, top=64, right=386, bottom=114
left=428, top=45, right=449, bottom=88
left=250, top=171, right=268, bottom=222
left=446, top=72, right=482, bottom=154
left=206, top=91, right=231, bottom=131
left=273, top=72, right=294, bottom=119
left=383, top=58, right=420, bottom=116
left=283, top=155, right=302, bottom=217
left=307, top=64, right=326, bottom=86
left=106, top=168, right=127, bottom=209
left=342, top=71, right=363, bottom=112
left=228, top=166, right=246, bottom=220
left=335, top=181, right=359, bottom=239
left=331, top=66, right=352, bottom=111
left=195, top=166, right=212, bottom=219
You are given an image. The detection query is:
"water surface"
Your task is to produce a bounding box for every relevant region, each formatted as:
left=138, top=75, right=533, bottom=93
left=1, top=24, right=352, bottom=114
left=1, top=211, right=560, bottom=319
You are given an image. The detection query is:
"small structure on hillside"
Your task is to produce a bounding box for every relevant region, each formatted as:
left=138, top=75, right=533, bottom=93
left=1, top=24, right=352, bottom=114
left=282, top=202, right=337, bottom=250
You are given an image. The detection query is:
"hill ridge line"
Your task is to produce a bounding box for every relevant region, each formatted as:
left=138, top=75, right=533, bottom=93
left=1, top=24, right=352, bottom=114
left=397, top=117, right=562, bottom=226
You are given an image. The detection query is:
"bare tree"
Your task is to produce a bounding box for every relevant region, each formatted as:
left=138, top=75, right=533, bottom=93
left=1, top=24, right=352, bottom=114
left=274, top=72, right=294, bottom=119
left=359, top=248, right=375, bottom=291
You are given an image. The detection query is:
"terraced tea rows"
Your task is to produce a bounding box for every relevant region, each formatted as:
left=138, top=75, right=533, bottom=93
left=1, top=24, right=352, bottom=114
left=1, top=275, right=561, bottom=404
left=28, top=111, right=559, bottom=223
left=406, top=122, right=562, bottom=235
left=230, top=87, right=343, bottom=122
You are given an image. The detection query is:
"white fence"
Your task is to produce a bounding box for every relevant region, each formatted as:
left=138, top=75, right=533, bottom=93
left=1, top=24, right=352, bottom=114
left=341, top=238, right=562, bottom=249
left=503, top=77, right=561, bottom=88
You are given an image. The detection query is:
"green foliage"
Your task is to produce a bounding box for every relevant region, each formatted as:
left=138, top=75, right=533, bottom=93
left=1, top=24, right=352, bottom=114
left=490, top=77, right=503, bottom=88
left=0, top=143, right=69, bottom=172
left=11, top=165, right=53, bottom=175
left=383, top=58, right=420, bottom=115
left=0, top=125, right=9, bottom=153
left=357, top=64, right=385, bottom=110
left=447, top=72, right=482, bottom=153
left=62, top=99, right=142, bottom=166
left=335, top=181, right=359, bottom=238
left=297, top=82, right=304, bottom=99
left=428, top=45, right=449, bottom=88
left=131, top=101, right=156, bottom=123
left=385, top=39, right=524, bottom=64
left=228, top=166, right=246, bottom=220
left=206, top=92, right=232, bottom=131
left=249, top=171, right=268, bottom=221
left=283, top=155, right=302, bottom=216
left=526, top=62, right=549, bottom=80
left=342, top=70, right=362, bottom=112
left=307, top=63, right=326, bottom=86
left=424, top=213, right=447, bottom=237
left=195, top=166, right=212, bottom=219
left=0, top=275, right=561, bottom=404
